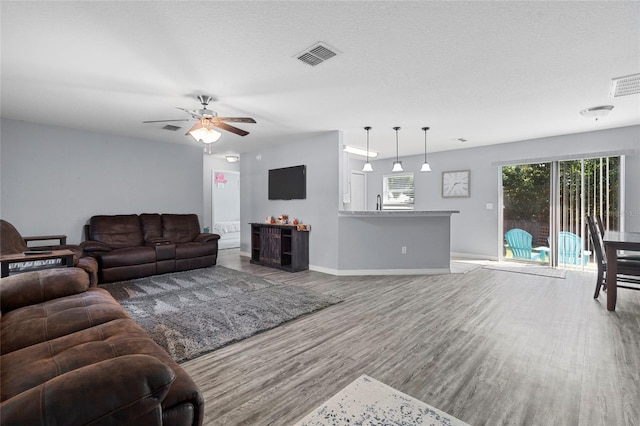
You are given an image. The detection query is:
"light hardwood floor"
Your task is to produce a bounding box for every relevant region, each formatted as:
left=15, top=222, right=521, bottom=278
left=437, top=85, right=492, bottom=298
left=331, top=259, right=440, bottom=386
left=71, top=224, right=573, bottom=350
left=182, top=249, right=640, bottom=426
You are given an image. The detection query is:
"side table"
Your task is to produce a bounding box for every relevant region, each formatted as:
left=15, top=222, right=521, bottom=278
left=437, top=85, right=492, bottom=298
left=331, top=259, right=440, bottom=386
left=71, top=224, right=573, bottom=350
left=0, top=249, right=75, bottom=278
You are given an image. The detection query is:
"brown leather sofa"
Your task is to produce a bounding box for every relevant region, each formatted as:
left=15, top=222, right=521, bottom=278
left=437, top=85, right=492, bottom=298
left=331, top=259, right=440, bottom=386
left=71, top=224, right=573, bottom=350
left=0, top=267, right=204, bottom=425
left=81, top=214, right=220, bottom=283
left=0, top=219, right=98, bottom=285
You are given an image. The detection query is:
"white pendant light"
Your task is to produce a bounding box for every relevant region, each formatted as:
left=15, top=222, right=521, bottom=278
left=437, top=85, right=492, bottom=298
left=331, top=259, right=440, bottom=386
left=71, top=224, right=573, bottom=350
left=420, top=126, right=432, bottom=172
left=391, top=126, right=403, bottom=172
left=362, top=126, right=374, bottom=172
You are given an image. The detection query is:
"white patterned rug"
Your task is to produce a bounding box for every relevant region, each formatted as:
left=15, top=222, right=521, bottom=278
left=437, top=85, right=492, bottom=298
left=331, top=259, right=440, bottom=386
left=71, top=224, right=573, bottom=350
left=295, top=375, right=470, bottom=426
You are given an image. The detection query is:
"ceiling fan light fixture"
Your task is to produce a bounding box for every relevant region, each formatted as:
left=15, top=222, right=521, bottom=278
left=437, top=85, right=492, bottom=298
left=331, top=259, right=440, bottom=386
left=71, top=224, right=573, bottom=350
left=190, top=126, right=222, bottom=144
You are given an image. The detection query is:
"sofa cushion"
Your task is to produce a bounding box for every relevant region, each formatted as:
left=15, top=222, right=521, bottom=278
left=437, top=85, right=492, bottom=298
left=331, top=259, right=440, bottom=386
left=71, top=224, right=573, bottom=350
left=0, top=268, right=89, bottom=313
left=0, top=288, right=129, bottom=354
left=1, top=318, right=204, bottom=420
left=89, top=214, right=144, bottom=249
left=174, top=242, right=218, bottom=260
left=98, top=246, right=156, bottom=268
left=140, top=213, right=163, bottom=240
left=162, top=214, right=200, bottom=244
left=0, top=354, right=175, bottom=426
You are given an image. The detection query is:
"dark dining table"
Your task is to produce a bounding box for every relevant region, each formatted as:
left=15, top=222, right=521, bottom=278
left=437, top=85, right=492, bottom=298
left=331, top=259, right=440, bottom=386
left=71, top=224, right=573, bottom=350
left=603, top=230, right=640, bottom=311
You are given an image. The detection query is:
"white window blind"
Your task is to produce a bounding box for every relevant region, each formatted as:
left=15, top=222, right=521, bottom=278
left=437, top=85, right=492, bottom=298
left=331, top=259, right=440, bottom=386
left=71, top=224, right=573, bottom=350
left=383, top=173, right=414, bottom=209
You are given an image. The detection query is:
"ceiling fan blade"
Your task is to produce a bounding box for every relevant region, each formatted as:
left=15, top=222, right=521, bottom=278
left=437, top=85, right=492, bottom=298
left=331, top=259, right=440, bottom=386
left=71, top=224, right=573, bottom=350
left=142, top=119, right=192, bottom=123
left=185, top=122, right=203, bottom=136
left=212, top=122, right=250, bottom=136
left=216, top=117, right=257, bottom=123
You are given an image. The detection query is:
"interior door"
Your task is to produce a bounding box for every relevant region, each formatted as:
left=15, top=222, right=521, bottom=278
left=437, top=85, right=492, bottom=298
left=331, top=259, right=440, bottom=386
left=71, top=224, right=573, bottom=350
left=350, top=171, right=366, bottom=211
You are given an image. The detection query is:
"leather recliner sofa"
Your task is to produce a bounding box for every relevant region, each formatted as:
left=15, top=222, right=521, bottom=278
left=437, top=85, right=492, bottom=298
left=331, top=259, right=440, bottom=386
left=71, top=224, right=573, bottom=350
left=0, top=267, right=204, bottom=425
left=81, top=214, right=220, bottom=283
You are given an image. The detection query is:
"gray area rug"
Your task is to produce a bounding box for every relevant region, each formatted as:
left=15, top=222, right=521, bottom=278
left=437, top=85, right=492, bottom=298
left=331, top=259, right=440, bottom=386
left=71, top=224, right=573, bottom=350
left=295, top=375, right=470, bottom=426
left=102, top=266, right=341, bottom=363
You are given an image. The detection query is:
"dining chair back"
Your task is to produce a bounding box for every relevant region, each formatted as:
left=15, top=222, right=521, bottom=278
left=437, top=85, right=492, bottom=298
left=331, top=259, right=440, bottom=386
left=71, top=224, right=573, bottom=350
left=586, top=215, right=640, bottom=298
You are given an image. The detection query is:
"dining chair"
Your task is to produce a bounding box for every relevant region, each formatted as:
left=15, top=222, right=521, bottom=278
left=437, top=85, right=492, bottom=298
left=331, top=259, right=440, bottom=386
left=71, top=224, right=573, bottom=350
left=505, top=228, right=542, bottom=261
left=586, top=216, right=640, bottom=298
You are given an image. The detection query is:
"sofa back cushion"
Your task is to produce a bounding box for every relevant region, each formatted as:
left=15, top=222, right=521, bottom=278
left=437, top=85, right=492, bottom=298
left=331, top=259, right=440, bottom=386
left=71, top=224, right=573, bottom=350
left=162, top=214, right=200, bottom=243
left=89, top=215, right=144, bottom=249
left=139, top=214, right=163, bottom=240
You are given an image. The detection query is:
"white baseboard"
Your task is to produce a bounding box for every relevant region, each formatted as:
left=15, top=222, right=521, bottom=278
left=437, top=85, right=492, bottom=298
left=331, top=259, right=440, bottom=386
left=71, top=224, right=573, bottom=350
left=451, top=252, right=498, bottom=261
left=309, top=265, right=450, bottom=276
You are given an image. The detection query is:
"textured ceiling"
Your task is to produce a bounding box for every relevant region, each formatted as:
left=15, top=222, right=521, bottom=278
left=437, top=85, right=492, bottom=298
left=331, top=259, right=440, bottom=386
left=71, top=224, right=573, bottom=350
left=2, top=1, right=639, bottom=159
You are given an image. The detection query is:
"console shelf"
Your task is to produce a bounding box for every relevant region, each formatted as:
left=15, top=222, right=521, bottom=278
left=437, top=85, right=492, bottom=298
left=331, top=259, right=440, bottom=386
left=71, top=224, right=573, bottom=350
left=250, top=223, right=309, bottom=272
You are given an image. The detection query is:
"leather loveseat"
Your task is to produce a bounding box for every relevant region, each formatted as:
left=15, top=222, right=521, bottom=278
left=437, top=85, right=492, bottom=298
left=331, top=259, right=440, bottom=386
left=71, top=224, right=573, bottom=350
left=0, top=267, right=203, bottom=425
left=81, top=214, right=220, bottom=283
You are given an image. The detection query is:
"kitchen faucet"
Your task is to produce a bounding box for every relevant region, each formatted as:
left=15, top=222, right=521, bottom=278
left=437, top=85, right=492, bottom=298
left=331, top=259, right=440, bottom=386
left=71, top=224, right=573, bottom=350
left=376, top=194, right=382, bottom=211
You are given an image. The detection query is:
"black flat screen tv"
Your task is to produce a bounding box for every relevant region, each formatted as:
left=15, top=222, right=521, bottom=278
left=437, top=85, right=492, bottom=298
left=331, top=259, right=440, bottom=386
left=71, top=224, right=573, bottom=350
left=268, top=165, right=306, bottom=200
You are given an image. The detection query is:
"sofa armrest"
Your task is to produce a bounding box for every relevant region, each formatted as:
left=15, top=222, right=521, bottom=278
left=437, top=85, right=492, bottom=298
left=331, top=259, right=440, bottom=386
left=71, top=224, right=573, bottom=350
left=193, top=233, right=220, bottom=243
left=0, top=268, right=90, bottom=313
left=80, top=240, right=112, bottom=253
left=0, top=355, right=175, bottom=426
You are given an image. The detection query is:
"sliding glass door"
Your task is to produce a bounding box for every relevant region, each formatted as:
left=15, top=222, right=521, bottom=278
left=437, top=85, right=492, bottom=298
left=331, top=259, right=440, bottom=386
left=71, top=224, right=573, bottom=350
left=502, top=156, right=622, bottom=268
left=502, top=163, right=551, bottom=264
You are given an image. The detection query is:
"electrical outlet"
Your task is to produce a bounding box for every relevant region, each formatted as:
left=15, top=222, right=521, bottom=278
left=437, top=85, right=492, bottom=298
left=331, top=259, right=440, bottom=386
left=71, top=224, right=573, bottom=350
left=401, top=246, right=407, bottom=254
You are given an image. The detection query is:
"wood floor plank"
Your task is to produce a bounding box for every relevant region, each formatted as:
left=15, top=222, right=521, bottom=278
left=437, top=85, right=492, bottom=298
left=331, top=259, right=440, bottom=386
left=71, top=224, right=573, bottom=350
left=181, top=250, right=640, bottom=425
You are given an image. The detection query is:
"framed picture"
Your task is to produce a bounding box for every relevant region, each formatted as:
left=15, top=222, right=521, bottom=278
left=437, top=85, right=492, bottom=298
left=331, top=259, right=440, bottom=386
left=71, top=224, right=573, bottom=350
left=442, top=170, right=470, bottom=198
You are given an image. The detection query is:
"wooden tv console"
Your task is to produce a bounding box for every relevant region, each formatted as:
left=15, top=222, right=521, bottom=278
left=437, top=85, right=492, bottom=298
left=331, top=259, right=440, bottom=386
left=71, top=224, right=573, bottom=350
left=250, top=223, right=309, bottom=272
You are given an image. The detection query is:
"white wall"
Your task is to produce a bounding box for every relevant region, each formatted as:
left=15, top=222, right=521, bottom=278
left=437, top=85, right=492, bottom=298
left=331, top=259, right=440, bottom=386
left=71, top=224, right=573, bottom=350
left=1, top=118, right=203, bottom=244
left=364, top=125, right=640, bottom=259
left=240, top=131, right=341, bottom=271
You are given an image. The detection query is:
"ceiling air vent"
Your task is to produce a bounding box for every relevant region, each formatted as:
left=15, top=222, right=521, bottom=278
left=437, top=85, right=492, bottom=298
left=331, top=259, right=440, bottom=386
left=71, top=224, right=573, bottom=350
left=162, top=124, right=182, bottom=131
left=296, top=42, right=339, bottom=66
left=609, top=73, right=640, bottom=97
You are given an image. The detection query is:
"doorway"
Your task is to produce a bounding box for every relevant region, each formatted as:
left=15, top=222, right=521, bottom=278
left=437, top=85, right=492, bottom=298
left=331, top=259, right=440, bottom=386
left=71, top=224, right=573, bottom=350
left=212, top=170, right=240, bottom=249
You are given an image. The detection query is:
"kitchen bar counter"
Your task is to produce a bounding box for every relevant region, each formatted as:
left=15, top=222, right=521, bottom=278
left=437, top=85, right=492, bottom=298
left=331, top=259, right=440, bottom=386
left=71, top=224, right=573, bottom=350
left=338, top=210, right=458, bottom=217
left=336, top=210, right=459, bottom=275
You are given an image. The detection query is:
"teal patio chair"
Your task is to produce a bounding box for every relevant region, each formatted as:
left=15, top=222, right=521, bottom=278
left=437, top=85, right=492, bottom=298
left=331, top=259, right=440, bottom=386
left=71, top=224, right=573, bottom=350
left=556, top=231, right=591, bottom=265
left=505, top=228, right=542, bottom=261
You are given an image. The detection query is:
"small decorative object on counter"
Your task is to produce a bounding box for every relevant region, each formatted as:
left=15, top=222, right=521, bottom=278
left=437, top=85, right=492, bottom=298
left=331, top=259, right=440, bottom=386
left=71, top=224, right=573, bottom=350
left=296, top=224, right=310, bottom=231
left=265, top=216, right=273, bottom=224
left=278, top=214, right=289, bottom=225
left=292, top=218, right=299, bottom=225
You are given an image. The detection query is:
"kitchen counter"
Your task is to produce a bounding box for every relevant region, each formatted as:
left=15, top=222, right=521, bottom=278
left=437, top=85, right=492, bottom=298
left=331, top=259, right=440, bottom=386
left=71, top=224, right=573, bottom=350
left=336, top=210, right=459, bottom=275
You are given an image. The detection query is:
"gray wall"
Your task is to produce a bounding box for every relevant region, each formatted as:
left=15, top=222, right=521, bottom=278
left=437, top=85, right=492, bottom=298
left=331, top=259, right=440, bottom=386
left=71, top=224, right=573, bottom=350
left=363, top=125, right=640, bottom=259
left=1, top=118, right=203, bottom=244
left=240, top=131, right=341, bottom=271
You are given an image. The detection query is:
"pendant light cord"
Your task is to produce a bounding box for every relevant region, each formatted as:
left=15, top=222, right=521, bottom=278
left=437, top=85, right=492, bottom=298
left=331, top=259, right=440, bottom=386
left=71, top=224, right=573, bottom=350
left=422, top=126, right=429, bottom=162
left=393, top=126, right=401, bottom=162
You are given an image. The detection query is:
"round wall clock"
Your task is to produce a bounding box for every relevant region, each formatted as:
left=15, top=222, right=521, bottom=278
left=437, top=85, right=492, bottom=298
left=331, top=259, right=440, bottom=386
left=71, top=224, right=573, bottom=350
left=442, top=170, right=470, bottom=198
